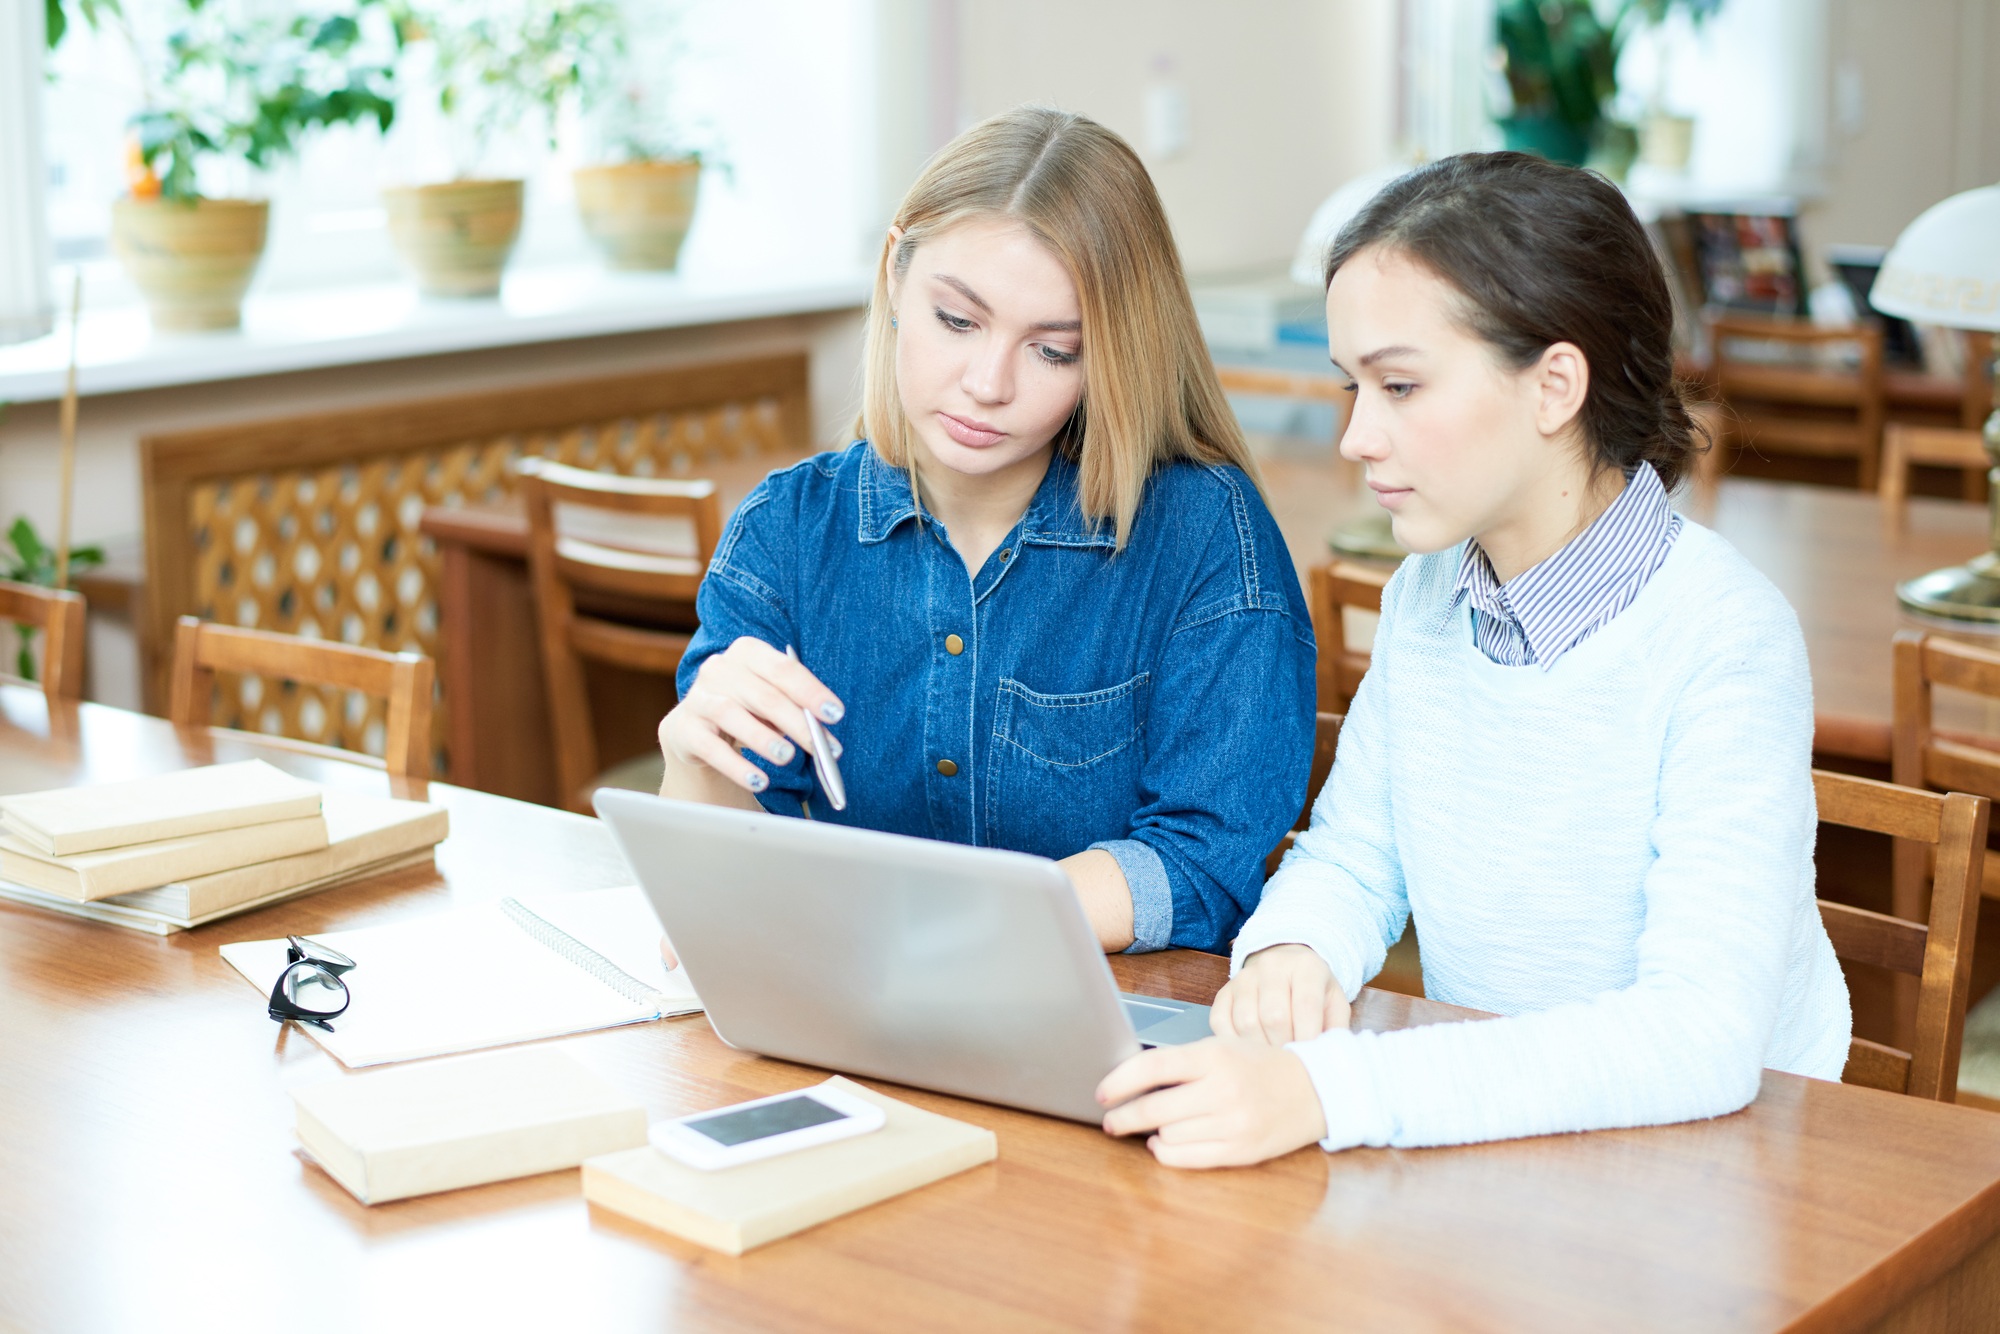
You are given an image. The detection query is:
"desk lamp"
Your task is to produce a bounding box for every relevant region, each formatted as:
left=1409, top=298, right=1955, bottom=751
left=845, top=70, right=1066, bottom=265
left=1869, top=184, right=2000, bottom=621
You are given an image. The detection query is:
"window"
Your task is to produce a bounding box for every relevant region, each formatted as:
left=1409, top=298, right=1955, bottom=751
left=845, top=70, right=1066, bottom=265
left=38, top=0, right=879, bottom=311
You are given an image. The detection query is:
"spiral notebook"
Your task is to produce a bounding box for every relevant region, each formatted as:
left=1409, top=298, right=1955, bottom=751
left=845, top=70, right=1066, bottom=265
left=219, top=885, right=702, bottom=1067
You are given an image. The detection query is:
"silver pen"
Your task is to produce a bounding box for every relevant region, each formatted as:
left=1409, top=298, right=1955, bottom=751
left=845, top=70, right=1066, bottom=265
left=785, top=645, right=847, bottom=811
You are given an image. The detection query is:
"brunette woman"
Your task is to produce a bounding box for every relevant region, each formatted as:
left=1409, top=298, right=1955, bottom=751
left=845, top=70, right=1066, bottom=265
left=1100, top=152, right=1849, bottom=1164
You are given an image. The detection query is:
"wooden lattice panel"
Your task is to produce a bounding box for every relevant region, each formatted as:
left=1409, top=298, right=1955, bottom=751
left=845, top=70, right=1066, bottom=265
left=153, top=362, right=804, bottom=774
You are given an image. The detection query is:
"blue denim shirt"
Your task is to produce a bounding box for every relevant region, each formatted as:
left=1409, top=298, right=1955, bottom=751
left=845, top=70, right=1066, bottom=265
left=677, top=441, right=1317, bottom=953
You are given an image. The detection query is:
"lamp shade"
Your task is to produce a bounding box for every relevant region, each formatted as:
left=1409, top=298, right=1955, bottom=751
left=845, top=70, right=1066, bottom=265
left=1869, top=184, right=2000, bottom=333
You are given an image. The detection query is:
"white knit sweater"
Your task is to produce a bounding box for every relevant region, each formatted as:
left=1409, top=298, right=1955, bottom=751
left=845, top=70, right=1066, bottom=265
left=1235, top=522, right=1851, bottom=1151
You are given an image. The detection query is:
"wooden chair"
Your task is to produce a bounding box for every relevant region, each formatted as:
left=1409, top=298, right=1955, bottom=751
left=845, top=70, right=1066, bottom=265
left=1891, top=631, right=2000, bottom=905
left=1814, top=768, right=1988, bottom=1101
left=517, top=458, right=724, bottom=814
left=1307, top=562, right=1389, bottom=713
left=1880, top=425, right=1990, bottom=534
left=1708, top=316, right=1885, bottom=489
left=0, top=581, right=87, bottom=700
left=1266, top=712, right=1343, bottom=877
left=168, top=617, right=435, bottom=779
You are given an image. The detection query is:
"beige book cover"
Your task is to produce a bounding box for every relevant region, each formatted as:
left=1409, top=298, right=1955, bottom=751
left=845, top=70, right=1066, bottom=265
left=581, top=1078, right=997, bottom=1255
left=0, top=813, right=330, bottom=901
left=0, top=849, right=434, bottom=934
left=0, top=760, right=323, bottom=856
left=292, top=1046, right=649, bottom=1205
left=108, top=791, right=447, bottom=919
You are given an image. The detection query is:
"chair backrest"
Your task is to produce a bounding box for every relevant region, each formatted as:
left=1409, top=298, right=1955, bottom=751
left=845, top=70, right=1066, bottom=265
left=1813, top=768, right=1989, bottom=1100
left=1307, top=562, right=1389, bottom=713
left=0, top=581, right=87, bottom=700
left=169, top=617, right=435, bottom=779
left=517, top=458, right=725, bottom=812
left=1266, top=712, right=1343, bottom=878
left=1879, top=425, right=1989, bottom=534
left=1892, top=631, right=2000, bottom=808
left=1709, top=316, right=1886, bottom=489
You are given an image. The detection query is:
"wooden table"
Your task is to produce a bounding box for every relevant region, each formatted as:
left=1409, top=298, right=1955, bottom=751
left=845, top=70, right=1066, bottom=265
left=5, top=689, right=2000, bottom=1331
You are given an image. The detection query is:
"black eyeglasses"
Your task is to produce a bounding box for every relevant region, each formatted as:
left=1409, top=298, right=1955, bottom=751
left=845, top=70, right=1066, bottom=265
left=267, top=935, right=357, bottom=1032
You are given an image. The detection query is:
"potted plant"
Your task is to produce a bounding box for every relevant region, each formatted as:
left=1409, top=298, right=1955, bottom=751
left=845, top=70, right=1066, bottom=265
left=1626, top=0, right=1727, bottom=172
left=1494, top=0, right=1725, bottom=180
left=1495, top=0, right=1617, bottom=169
left=105, top=0, right=396, bottom=331
left=570, top=15, right=712, bottom=273
left=383, top=0, right=615, bottom=297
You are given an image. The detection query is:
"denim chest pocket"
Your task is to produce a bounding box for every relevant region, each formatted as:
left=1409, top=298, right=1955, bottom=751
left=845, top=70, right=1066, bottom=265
left=986, top=673, right=1149, bottom=857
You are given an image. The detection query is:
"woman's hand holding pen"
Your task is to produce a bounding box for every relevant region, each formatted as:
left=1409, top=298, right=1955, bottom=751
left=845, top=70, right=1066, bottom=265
left=657, top=637, right=844, bottom=803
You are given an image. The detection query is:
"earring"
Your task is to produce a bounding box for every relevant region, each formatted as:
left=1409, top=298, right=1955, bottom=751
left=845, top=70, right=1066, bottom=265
left=890, top=315, right=898, bottom=329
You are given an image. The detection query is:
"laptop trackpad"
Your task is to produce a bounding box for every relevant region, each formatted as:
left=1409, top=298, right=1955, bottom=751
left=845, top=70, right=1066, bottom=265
left=1121, top=996, right=1212, bottom=1047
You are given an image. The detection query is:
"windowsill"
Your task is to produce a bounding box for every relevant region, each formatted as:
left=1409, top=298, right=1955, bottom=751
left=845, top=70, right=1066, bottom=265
left=0, top=260, right=872, bottom=405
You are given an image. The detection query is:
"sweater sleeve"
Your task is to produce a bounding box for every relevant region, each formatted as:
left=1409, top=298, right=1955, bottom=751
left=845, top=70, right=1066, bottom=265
left=1288, top=593, right=1820, bottom=1152
left=1229, top=564, right=1410, bottom=995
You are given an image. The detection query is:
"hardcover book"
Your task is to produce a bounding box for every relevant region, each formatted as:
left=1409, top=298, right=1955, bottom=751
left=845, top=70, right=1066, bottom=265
left=581, top=1078, right=996, bottom=1254
left=0, top=813, right=330, bottom=901
left=292, top=1046, right=649, bottom=1205
left=0, top=760, right=322, bottom=856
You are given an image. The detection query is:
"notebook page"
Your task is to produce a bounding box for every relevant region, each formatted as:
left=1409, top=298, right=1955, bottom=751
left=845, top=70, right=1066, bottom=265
left=512, top=885, right=700, bottom=1016
left=220, top=886, right=692, bottom=1067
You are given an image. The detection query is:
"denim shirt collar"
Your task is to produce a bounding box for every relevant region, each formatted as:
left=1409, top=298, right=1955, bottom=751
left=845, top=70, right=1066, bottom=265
left=855, top=444, right=1117, bottom=550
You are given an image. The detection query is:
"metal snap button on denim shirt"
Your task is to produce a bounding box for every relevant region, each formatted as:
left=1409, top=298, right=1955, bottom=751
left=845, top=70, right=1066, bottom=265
left=676, top=442, right=1317, bottom=953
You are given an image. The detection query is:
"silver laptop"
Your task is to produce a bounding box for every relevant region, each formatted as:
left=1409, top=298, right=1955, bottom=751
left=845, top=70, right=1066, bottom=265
left=594, top=789, right=1213, bottom=1122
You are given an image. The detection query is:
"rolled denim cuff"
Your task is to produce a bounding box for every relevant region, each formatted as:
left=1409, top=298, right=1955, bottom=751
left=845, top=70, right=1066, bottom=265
left=1090, top=838, right=1172, bottom=953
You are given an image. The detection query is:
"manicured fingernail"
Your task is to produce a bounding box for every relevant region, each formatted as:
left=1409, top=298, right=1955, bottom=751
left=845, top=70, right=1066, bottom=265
left=829, top=737, right=843, bottom=758
left=773, top=740, right=796, bottom=764
left=747, top=770, right=768, bottom=792
left=820, top=702, right=843, bottom=723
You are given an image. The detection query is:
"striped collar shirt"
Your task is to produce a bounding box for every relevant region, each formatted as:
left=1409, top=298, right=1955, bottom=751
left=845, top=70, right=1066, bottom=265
left=1452, top=464, right=1682, bottom=669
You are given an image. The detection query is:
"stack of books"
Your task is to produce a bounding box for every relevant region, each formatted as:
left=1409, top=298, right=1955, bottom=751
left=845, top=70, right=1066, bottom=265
left=0, top=759, right=449, bottom=933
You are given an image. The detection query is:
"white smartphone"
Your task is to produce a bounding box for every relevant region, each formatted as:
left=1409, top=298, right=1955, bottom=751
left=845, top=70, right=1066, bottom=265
left=649, top=1079, right=886, bottom=1171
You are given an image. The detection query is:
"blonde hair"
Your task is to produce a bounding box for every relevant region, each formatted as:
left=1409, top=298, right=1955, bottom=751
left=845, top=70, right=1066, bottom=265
left=855, top=106, right=1259, bottom=550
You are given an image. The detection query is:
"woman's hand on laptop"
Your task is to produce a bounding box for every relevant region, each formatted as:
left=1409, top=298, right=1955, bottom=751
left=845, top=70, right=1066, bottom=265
left=1210, top=944, right=1351, bottom=1045
left=658, top=637, right=843, bottom=806
left=1096, top=1039, right=1326, bottom=1168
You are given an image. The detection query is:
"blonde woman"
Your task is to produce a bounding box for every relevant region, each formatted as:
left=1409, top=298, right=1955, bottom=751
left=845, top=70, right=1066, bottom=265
left=655, top=107, right=1317, bottom=955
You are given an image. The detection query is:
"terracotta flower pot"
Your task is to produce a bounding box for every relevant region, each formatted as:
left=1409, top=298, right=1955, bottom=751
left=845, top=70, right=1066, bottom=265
left=573, top=159, right=702, bottom=271
left=382, top=179, right=525, bottom=298
left=110, top=197, right=270, bottom=332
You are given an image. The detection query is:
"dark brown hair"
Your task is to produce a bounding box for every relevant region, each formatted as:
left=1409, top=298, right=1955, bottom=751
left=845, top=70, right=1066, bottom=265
left=1324, top=152, right=1706, bottom=489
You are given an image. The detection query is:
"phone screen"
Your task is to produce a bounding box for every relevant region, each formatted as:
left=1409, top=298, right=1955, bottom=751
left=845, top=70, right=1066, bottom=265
left=684, top=1095, right=849, bottom=1147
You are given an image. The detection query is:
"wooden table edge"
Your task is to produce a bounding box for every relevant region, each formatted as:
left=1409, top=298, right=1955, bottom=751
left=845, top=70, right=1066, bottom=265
left=1789, top=1171, right=2000, bottom=1334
